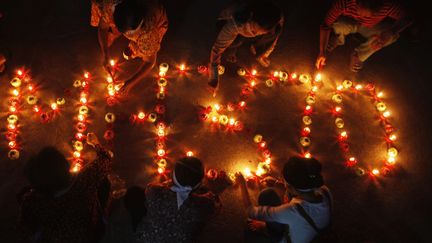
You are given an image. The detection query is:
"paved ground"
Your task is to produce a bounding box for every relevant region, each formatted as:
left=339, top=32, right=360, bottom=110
left=0, top=0, right=431, bottom=242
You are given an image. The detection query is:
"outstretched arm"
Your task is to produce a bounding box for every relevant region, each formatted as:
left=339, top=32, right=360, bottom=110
left=235, top=173, right=252, bottom=209
left=316, top=0, right=345, bottom=69
left=98, top=24, right=111, bottom=69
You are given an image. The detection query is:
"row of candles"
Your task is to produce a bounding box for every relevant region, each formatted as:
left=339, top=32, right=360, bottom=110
left=6, top=69, right=67, bottom=160
left=331, top=80, right=398, bottom=176
left=4, top=63, right=399, bottom=178
left=70, top=72, right=92, bottom=173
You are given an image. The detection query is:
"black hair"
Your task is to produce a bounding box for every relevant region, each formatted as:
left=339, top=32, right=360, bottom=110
left=357, top=0, right=385, bottom=12
left=174, top=157, right=204, bottom=187
left=235, top=1, right=282, bottom=31
left=282, top=157, right=324, bottom=190
left=113, top=0, right=149, bottom=33
left=24, top=147, right=71, bottom=195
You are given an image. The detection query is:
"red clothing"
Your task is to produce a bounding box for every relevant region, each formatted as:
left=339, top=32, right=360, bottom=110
left=323, top=0, right=405, bottom=29
left=18, top=146, right=112, bottom=243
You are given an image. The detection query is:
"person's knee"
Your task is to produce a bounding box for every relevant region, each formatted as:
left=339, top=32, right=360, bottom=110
left=332, top=18, right=358, bottom=36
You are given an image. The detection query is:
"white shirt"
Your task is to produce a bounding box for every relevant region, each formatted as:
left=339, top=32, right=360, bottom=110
left=248, top=187, right=332, bottom=243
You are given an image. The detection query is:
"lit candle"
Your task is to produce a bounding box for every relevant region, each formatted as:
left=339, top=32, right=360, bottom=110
left=253, top=134, right=263, bottom=143
left=237, top=68, right=246, bottom=76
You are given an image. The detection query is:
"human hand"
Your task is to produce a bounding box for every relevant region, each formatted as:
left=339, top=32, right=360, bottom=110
left=103, top=56, right=113, bottom=75
left=86, top=133, right=100, bottom=147
left=256, top=56, right=270, bottom=67
left=247, top=220, right=266, bottom=232
left=315, top=54, right=326, bottom=70
left=235, top=172, right=246, bottom=185
left=204, top=171, right=232, bottom=195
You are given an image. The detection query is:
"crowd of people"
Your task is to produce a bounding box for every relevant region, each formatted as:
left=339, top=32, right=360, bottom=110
left=89, top=0, right=410, bottom=96
left=15, top=0, right=413, bottom=242
left=18, top=133, right=332, bottom=243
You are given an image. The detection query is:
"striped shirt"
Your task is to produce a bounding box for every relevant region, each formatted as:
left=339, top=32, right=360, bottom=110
left=323, top=0, right=405, bottom=29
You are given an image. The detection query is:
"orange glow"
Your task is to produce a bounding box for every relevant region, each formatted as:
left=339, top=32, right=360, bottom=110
left=383, top=111, right=391, bottom=118
left=312, top=86, right=318, bottom=92
left=259, top=142, right=267, bottom=148
left=28, top=85, right=34, bottom=91
left=34, top=106, right=40, bottom=113
left=372, top=169, right=380, bottom=176
left=179, top=64, right=186, bottom=71
left=214, top=104, right=221, bottom=111
left=157, top=167, right=165, bottom=174
left=137, top=112, right=146, bottom=120
left=186, top=151, right=194, bottom=157
left=73, top=151, right=81, bottom=158
left=387, top=157, right=396, bottom=165
left=110, top=59, right=116, bottom=67
left=291, top=73, right=298, bottom=79
left=8, top=124, right=16, bottom=130
left=108, top=90, right=115, bottom=96
left=244, top=168, right=253, bottom=178
left=335, top=106, right=342, bottom=112
left=303, top=127, right=311, bottom=133
left=51, top=103, right=58, bottom=110
left=255, top=167, right=265, bottom=177
left=12, top=89, right=19, bottom=96
left=157, top=129, right=165, bottom=137
left=239, top=101, right=246, bottom=107
left=157, top=149, right=166, bottom=157
left=377, top=92, right=384, bottom=98
left=340, top=131, right=348, bottom=138
left=229, top=118, right=236, bottom=126
left=71, top=163, right=81, bottom=173
left=273, top=71, right=279, bottom=77
left=304, top=152, right=312, bottom=158
left=84, top=72, right=90, bottom=79
left=17, top=69, right=23, bottom=76
left=75, top=133, right=84, bottom=140
left=314, top=73, right=322, bottom=82
left=211, top=116, right=218, bottom=122
left=355, top=84, right=363, bottom=90
left=305, top=105, right=312, bottom=111
left=78, top=114, right=85, bottom=122
left=250, top=80, right=256, bottom=87
left=336, top=85, right=343, bottom=91
left=106, top=76, right=113, bottom=83
left=9, top=106, right=17, bottom=113
left=389, top=134, right=397, bottom=141
left=251, top=69, right=257, bottom=76
left=8, top=141, right=16, bottom=148
left=80, top=97, right=87, bottom=104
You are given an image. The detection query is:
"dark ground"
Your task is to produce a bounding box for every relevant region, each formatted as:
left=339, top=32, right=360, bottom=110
left=0, top=0, right=431, bottom=242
